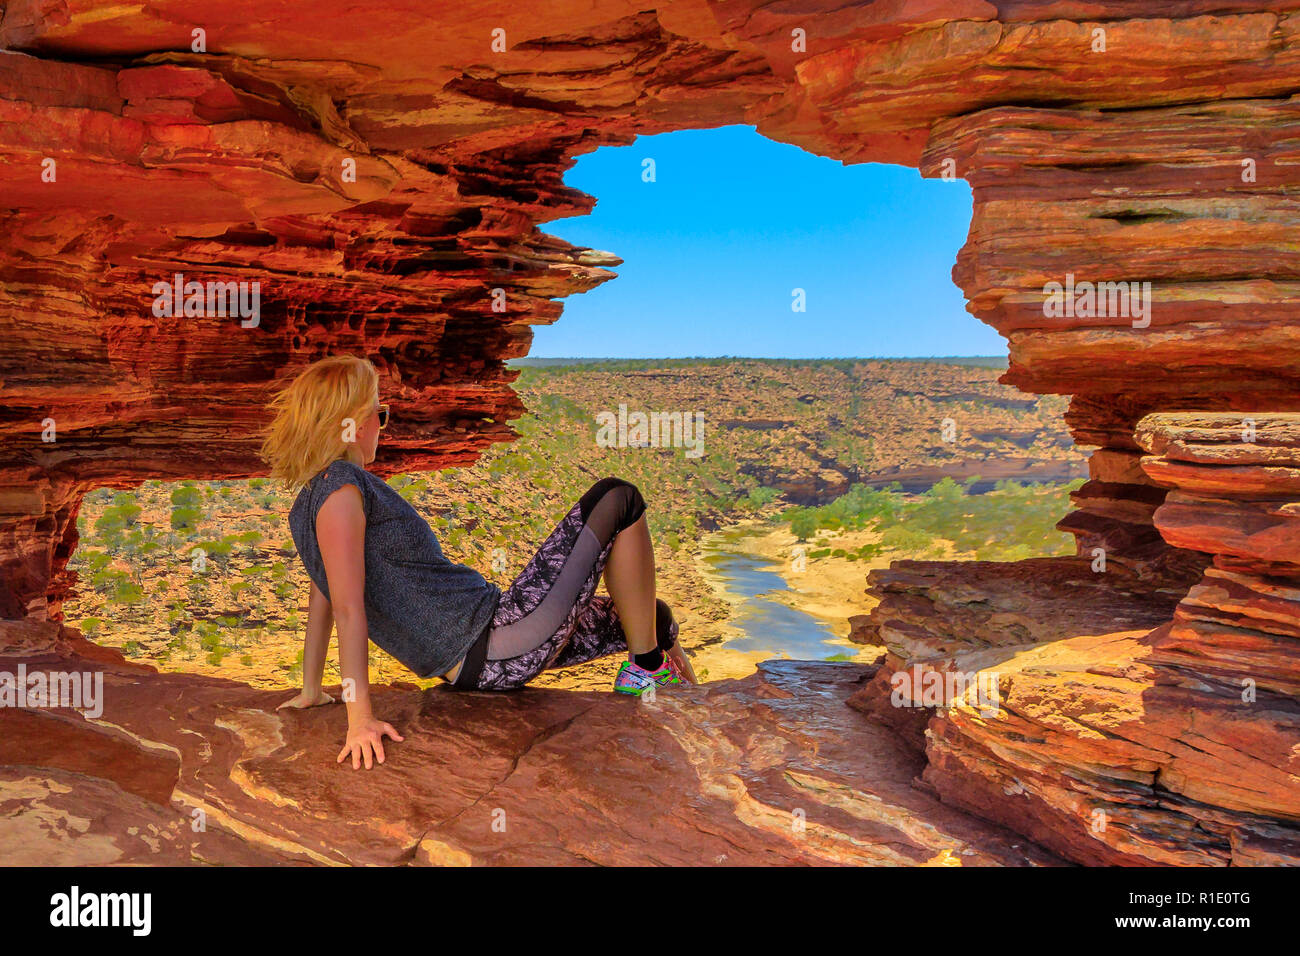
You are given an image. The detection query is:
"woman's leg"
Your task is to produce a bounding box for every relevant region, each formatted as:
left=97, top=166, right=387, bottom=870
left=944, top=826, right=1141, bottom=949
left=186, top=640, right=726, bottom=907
left=546, top=595, right=679, bottom=670
left=601, top=512, right=657, bottom=657
left=458, top=477, right=673, bottom=691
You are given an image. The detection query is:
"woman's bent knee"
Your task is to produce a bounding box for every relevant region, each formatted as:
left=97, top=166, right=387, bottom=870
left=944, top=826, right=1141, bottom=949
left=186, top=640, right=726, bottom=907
left=580, top=476, right=646, bottom=533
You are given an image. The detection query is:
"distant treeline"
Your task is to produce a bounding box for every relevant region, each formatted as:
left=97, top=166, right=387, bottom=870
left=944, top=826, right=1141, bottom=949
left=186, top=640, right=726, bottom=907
left=780, top=476, right=1083, bottom=563
left=507, top=356, right=1009, bottom=370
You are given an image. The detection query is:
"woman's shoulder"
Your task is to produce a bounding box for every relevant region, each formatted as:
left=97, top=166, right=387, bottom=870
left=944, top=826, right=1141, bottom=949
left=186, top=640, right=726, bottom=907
left=319, top=458, right=372, bottom=482
left=307, top=459, right=375, bottom=510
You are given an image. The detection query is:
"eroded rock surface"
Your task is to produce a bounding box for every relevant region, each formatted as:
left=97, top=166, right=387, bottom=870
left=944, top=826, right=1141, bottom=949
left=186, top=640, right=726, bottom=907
left=853, top=414, right=1300, bottom=865
left=0, top=637, right=1059, bottom=866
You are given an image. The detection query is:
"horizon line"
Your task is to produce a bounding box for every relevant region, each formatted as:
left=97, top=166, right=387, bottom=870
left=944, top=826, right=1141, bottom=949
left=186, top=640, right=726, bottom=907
left=507, top=354, right=1007, bottom=362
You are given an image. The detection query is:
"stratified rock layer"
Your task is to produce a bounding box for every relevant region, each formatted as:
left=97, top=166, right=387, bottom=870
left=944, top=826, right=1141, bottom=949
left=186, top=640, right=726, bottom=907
left=3, top=2, right=1300, bottom=865
left=0, top=638, right=1060, bottom=866
left=847, top=556, right=1194, bottom=747
left=1140, top=414, right=1300, bottom=702
left=853, top=414, right=1300, bottom=864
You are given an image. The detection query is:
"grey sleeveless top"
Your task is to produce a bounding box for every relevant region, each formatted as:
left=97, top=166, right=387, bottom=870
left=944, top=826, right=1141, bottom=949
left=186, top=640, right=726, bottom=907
left=288, top=459, right=500, bottom=678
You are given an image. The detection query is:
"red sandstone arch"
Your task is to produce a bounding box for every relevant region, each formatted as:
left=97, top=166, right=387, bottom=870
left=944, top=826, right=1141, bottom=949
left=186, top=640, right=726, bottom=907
left=0, top=1, right=1297, bottom=864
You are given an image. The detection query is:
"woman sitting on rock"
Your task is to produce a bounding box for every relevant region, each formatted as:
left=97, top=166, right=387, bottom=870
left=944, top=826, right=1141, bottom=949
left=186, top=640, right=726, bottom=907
left=258, top=354, right=697, bottom=770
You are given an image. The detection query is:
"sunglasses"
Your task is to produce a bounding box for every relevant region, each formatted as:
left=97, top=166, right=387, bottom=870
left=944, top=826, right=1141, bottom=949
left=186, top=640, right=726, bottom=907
left=376, top=403, right=390, bottom=430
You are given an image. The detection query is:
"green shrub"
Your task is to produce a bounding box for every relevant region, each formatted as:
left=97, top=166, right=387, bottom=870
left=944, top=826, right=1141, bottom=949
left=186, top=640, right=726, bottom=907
left=111, top=580, right=145, bottom=605
left=879, top=525, right=932, bottom=553
left=170, top=485, right=203, bottom=509
left=95, top=501, right=142, bottom=536
left=80, top=550, right=112, bottom=573
left=740, top=486, right=781, bottom=510
left=170, top=505, right=202, bottom=534
left=195, top=538, right=234, bottom=564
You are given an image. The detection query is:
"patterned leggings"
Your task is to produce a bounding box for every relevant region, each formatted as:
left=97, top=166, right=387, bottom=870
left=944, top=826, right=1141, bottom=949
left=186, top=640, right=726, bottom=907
left=451, top=476, right=679, bottom=691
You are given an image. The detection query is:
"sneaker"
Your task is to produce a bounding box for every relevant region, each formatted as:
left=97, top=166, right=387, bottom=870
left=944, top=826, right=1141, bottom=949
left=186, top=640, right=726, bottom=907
left=660, top=650, right=690, bottom=684
left=613, top=657, right=684, bottom=696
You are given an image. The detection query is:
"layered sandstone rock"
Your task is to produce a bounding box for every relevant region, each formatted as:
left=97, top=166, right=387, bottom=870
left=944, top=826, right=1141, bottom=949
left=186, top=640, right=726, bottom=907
left=919, top=622, right=1300, bottom=866
left=847, top=556, right=1191, bottom=746
left=853, top=414, right=1300, bottom=864
left=1139, top=413, right=1300, bottom=700
left=3, top=1, right=1300, bottom=865
left=0, top=637, right=1060, bottom=866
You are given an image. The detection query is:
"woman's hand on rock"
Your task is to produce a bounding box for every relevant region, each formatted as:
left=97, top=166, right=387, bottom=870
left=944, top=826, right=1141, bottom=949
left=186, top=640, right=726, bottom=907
left=338, top=715, right=404, bottom=770
left=276, top=689, right=336, bottom=710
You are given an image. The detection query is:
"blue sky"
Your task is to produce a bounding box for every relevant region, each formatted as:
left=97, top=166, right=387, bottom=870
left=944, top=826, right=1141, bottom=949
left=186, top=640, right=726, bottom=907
left=536, top=125, right=1004, bottom=359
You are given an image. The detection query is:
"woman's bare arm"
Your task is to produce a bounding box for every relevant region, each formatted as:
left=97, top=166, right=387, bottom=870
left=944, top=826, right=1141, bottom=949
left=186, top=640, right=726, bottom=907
left=275, top=573, right=337, bottom=710
left=303, top=579, right=333, bottom=696
left=315, top=482, right=403, bottom=769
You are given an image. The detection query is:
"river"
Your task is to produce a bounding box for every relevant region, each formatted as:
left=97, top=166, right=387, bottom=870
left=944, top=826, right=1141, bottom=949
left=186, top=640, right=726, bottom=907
left=699, top=525, right=868, bottom=661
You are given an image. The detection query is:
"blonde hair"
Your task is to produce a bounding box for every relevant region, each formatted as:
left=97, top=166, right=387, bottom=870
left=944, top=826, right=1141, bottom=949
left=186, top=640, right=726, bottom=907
left=259, top=355, right=379, bottom=494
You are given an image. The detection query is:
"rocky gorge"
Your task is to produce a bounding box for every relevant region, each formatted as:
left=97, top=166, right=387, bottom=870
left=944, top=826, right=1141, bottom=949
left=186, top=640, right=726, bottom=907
left=1, top=0, right=1298, bottom=865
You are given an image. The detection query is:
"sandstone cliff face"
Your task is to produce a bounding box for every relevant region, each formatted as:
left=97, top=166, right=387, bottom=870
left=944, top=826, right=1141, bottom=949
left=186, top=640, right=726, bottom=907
left=2, top=2, right=1299, bottom=864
